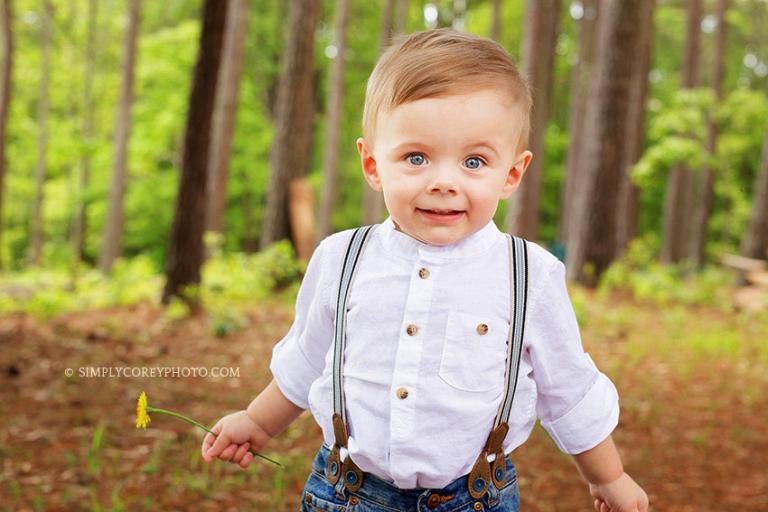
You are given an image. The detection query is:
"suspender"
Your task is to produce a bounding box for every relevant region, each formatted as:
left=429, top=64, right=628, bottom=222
left=327, top=225, right=529, bottom=498
left=326, top=225, right=377, bottom=491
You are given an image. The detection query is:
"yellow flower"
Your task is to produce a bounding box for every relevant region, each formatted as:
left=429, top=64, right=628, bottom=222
left=135, top=391, right=151, bottom=429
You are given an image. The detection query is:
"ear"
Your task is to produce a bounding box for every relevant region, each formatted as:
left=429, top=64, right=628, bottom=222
left=357, top=137, right=382, bottom=192
left=500, top=150, right=533, bottom=199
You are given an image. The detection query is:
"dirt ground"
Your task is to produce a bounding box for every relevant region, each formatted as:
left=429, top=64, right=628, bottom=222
left=0, top=298, right=766, bottom=511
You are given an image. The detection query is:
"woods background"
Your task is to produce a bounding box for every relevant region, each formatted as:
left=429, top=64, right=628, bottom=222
left=1, top=0, right=767, bottom=511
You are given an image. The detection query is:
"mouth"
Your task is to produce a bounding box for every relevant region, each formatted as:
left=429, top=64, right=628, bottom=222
left=417, top=208, right=464, bottom=215
left=416, top=208, right=465, bottom=222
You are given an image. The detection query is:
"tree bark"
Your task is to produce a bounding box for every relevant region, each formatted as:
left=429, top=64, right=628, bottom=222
left=394, top=0, right=409, bottom=35
left=565, top=0, right=643, bottom=285
left=30, top=0, right=51, bottom=266
left=205, top=0, right=250, bottom=240
left=362, top=0, right=399, bottom=225
left=72, top=0, right=97, bottom=273
left=505, top=0, right=561, bottom=241
left=378, top=0, right=395, bottom=51
left=490, top=0, right=501, bottom=41
left=259, top=0, right=320, bottom=249
left=740, top=125, right=768, bottom=260
left=162, top=0, right=229, bottom=307
left=617, top=0, right=655, bottom=254
left=99, top=0, right=140, bottom=273
left=690, top=0, right=728, bottom=268
left=0, top=0, right=13, bottom=270
left=319, top=0, right=350, bottom=239
left=559, top=0, right=598, bottom=244
left=661, top=0, right=702, bottom=264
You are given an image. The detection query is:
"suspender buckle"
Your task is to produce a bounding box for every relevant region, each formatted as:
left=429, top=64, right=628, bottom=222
left=467, top=450, right=491, bottom=499
left=341, top=454, right=364, bottom=492
left=326, top=444, right=343, bottom=485
left=491, top=451, right=506, bottom=489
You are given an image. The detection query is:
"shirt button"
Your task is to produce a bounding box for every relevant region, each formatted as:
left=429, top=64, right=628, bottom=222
left=406, top=324, right=418, bottom=336
left=418, top=267, right=430, bottom=279
left=476, top=323, right=489, bottom=335
left=396, top=387, right=409, bottom=399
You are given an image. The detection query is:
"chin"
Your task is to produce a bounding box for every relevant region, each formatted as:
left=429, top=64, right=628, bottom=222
left=423, top=233, right=462, bottom=246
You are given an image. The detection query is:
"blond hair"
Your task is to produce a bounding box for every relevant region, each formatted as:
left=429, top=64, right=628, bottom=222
left=362, top=28, right=532, bottom=152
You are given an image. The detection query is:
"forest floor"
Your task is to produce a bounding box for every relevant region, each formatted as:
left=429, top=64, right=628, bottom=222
left=1, top=292, right=767, bottom=511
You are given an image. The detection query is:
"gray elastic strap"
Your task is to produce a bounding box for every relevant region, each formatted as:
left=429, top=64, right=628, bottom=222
left=333, top=225, right=377, bottom=419
left=495, top=235, right=529, bottom=427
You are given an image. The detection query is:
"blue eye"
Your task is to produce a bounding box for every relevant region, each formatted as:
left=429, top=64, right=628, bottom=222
left=407, top=153, right=426, bottom=166
left=465, top=157, right=485, bottom=169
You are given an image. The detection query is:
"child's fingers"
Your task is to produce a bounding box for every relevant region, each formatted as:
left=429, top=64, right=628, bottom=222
left=205, top=424, right=231, bottom=459
left=201, top=421, right=223, bottom=462
left=218, top=444, right=238, bottom=461
left=238, top=451, right=254, bottom=469
left=231, top=442, right=250, bottom=464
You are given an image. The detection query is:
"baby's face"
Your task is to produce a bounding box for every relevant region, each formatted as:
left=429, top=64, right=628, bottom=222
left=357, top=88, right=531, bottom=246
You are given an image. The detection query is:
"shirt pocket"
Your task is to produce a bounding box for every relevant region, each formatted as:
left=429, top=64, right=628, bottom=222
left=438, top=311, right=509, bottom=393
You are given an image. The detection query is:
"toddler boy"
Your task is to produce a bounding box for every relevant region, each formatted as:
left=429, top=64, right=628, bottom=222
left=203, top=28, right=648, bottom=512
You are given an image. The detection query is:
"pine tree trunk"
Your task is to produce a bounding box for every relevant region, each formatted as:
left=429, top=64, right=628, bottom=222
left=99, top=0, right=140, bottom=273
left=259, top=0, right=320, bottom=249
left=565, top=0, right=643, bottom=285
left=394, top=0, right=409, bottom=34
left=690, top=0, right=728, bottom=268
left=490, top=0, right=502, bottom=41
left=661, top=0, right=702, bottom=264
left=741, top=125, right=768, bottom=260
left=205, top=0, right=250, bottom=241
left=617, top=0, right=655, bottom=254
left=0, top=0, right=13, bottom=270
left=162, top=0, right=229, bottom=307
left=319, top=0, right=350, bottom=239
left=72, top=0, right=97, bottom=272
left=362, top=0, right=397, bottom=225
left=30, top=1, right=51, bottom=267
left=505, top=0, right=561, bottom=240
left=559, top=0, right=598, bottom=244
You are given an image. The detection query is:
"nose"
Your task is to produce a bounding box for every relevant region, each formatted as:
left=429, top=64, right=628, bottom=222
left=427, top=168, right=458, bottom=194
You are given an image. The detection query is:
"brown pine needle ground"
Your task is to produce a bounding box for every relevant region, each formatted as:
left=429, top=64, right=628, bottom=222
left=0, top=295, right=766, bottom=511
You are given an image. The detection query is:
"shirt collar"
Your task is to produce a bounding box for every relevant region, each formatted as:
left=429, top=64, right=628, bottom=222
left=377, top=216, right=504, bottom=261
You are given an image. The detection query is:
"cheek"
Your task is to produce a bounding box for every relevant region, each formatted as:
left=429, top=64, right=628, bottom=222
left=466, top=183, right=503, bottom=215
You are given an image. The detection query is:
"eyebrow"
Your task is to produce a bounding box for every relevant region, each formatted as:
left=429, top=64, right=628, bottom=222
left=465, top=142, right=500, bottom=158
left=391, top=141, right=500, bottom=158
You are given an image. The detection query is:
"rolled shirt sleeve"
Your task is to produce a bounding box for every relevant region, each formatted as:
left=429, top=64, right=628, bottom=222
left=269, top=238, right=335, bottom=410
left=527, top=258, right=620, bottom=454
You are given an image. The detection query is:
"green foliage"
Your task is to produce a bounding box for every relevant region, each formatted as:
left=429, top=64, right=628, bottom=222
left=0, top=255, right=160, bottom=318
left=87, top=423, right=106, bottom=476
left=0, top=241, right=303, bottom=326
left=598, top=235, right=734, bottom=308
left=2, top=0, right=767, bottom=284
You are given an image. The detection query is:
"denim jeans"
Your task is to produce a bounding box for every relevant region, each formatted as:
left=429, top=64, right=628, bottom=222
left=300, top=444, right=520, bottom=512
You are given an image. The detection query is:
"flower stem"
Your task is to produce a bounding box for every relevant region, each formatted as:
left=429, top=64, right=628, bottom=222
left=147, top=406, right=281, bottom=467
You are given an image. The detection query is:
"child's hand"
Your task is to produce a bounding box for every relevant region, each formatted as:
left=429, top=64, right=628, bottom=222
left=200, top=410, right=272, bottom=469
left=589, top=472, right=649, bottom=512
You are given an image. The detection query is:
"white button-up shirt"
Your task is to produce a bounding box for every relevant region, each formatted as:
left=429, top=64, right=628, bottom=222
left=270, top=217, right=619, bottom=489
